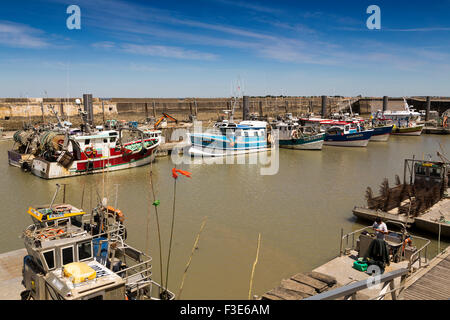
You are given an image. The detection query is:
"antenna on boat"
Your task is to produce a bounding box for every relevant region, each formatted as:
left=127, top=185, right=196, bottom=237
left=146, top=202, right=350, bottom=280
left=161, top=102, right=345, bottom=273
left=50, top=184, right=61, bottom=209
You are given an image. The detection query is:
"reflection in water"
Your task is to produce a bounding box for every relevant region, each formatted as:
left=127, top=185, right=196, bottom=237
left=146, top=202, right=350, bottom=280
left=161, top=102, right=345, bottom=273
left=0, top=134, right=449, bottom=299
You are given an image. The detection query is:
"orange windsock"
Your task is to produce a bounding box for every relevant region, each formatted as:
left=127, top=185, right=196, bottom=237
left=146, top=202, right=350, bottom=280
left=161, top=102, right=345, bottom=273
left=172, top=168, right=192, bottom=179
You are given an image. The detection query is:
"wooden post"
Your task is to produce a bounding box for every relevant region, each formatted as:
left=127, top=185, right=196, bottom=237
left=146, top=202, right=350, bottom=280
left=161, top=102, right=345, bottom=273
left=41, top=102, right=45, bottom=123
left=145, top=102, right=149, bottom=120
left=152, top=101, right=156, bottom=117
left=102, top=100, right=106, bottom=125
left=425, top=96, right=431, bottom=122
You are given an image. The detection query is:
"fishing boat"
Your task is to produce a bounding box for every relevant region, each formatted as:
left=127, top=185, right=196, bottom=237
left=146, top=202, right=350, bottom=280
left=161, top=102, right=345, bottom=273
left=188, top=119, right=269, bottom=157
left=353, top=156, right=450, bottom=237
left=29, top=127, right=161, bottom=179
left=367, top=116, right=394, bottom=142
left=20, top=186, right=174, bottom=300
left=271, top=119, right=325, bottom=150
left=323, top=121, right=374, bottom=147
left=301, top=118, right=374, bottom=148
left=380, top=99, right=424, bottom=136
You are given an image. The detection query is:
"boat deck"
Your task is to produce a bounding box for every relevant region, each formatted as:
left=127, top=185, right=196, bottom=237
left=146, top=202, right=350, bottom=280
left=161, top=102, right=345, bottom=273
left=0, top=248, right=26, bottom=300
left=312, top=250, right=410, bottom=299
left=414, top=197, right=450, bottom=237
left=402, top=247, right=450, bottom=300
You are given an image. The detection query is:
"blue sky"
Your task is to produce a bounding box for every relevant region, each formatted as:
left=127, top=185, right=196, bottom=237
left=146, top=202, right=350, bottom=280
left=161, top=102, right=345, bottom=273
left=1, top=0, right=450, bottom=97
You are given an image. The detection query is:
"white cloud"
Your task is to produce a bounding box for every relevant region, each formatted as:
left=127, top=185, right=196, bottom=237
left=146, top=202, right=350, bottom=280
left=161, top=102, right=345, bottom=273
left=0, top=21, right=49, bottom=48
left=121, top=44, right=218, bottom=61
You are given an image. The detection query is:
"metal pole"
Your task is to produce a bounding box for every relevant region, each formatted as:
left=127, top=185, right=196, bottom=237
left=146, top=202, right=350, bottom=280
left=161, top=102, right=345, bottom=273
left=425, top=96, right=431, bottom=122
left=438, top=223, right=441, bottom=255
left=50, top=184, right=61, bottom=209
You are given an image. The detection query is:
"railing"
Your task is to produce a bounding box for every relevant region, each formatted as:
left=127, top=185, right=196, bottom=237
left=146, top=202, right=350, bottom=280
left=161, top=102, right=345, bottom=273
left=407, top=236, right=431, bottom=270
left=304, top=268, right=409, bottom=300
left=339, top=226, right=373, bottom=257
left=339, top=223, right=431, bottom=273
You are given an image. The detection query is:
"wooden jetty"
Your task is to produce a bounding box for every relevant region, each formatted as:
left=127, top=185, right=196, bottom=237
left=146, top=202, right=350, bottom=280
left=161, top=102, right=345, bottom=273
left=423, top=127, right=450, bottom=135
left=402, top=247, right=450, bottom=300
left=0, top=249, right=27, bottom=300
left=261, top=271, right=340, bottom=300
left=262, top=246, right=450, bottom=301
left=156, top=141, right=189, bottom=157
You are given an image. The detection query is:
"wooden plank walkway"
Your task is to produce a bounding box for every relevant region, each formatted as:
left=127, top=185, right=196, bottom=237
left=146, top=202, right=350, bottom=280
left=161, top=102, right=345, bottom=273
left=0, top=249, right=27, bottom=300
left=261, top=271, right=339, bottom=300
left=403, top=247, right=450, bottom=300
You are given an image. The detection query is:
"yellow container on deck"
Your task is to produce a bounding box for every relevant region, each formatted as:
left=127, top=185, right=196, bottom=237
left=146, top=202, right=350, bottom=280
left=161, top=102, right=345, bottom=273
left=63, top=262, right=96, bottom=284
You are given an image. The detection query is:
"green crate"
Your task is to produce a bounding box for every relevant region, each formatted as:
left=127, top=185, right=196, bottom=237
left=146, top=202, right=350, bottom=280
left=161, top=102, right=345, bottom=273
left=353, top=260, right=368, bottom=272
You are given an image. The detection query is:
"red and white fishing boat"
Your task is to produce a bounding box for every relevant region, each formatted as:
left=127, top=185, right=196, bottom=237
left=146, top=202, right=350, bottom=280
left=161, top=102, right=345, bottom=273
left=31, top=128, right=161, bottom=179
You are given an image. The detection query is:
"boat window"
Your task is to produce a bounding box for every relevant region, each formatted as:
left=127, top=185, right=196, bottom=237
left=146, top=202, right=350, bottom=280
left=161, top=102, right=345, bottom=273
left=431, top=168, right=441, bottom=178
left=103, top=139, right=108, bottom=143
left=43, top=250, right=55, bottom=270
left=415, top=165, right=426, bottom=176
left=85, top=139, right=90, bottom=145
left=110, top=137, right=116, bottom=143
left=61, top=246, right=74, bottom=266
left=78, top=241, right=93, bottom=261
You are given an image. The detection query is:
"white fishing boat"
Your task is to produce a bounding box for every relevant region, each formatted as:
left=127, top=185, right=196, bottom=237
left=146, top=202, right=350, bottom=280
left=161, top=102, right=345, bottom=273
left=380, top=98, right=424, bottom=136
left=188, top=119, right=269, bottom=157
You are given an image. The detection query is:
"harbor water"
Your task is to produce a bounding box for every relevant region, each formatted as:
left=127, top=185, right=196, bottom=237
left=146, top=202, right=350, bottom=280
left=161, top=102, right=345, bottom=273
left=0, top=135, right=449, bottom=299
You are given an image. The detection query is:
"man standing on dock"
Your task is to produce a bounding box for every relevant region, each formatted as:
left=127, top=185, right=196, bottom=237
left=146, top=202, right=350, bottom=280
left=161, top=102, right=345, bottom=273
left=372, top=217, right=388, bottom=240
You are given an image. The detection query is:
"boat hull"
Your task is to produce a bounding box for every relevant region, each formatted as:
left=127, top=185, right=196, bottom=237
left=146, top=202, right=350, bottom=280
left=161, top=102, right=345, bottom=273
left=324, top=130, right=373, bottom=147
left=30, top=144, right=159, bottom=179
left=369, top=126, right=393, bottom=142
left=279, top=134, right=325, bottom=150
left=8, top=150, right=34, bottom=168
left=391, top=125, right=424, bottom=136
left=187, top=132, right=269, bottom=157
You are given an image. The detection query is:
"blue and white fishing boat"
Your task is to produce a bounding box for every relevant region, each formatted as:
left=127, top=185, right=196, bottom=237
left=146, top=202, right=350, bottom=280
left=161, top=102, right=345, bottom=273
left=367, top=116, right=394, bottom=142
left=322, top=120, right=374, bottom=147
left=370, top=125, right=394, bottom=142
left=187, top=119, right=269, bottom=157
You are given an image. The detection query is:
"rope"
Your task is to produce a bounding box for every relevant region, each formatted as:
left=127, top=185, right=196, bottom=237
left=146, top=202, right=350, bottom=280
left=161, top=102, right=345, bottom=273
left=248, top=233, right=261, bottom=300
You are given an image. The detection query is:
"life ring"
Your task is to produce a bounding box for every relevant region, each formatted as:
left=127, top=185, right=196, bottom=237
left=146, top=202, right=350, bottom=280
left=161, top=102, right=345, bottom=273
left=84, top=146, right=96, bottom=158
left=402, top=237, right=412, bottom=252
left=291, top=130, right=298, bottom=139
left=106, top=206, right=125, bottom=223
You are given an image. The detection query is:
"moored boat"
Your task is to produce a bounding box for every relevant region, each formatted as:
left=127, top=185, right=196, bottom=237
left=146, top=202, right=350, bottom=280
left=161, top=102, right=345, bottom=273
left=380, top=98, right=423, bottom=136
left=370, top=125, right=394, bottom=142
left=20, top=187, right=174, bottom=300
left=187, top=119, right=269, bottom=157
left=271, top=119, right=324, bottom=150
left=322, top=121, right=374, bottom=147
left=30, top=128, right=161, bottom=179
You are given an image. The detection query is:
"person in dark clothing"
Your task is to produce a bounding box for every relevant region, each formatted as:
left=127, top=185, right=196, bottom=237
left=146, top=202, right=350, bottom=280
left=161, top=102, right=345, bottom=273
left=364, top=237, right=390, bottom=274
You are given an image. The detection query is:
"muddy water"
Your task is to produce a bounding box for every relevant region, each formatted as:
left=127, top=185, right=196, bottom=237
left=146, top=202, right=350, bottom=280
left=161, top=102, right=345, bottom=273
left=0, top=134, right=449, bottom=299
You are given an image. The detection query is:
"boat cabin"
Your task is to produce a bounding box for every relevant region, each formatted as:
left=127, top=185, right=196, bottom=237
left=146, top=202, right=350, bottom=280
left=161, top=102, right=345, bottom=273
left=413, top=161, right=449, bottom=187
